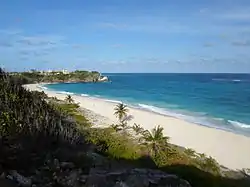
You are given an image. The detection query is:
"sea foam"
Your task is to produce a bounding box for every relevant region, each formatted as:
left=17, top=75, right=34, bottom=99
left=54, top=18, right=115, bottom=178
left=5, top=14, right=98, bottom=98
left=212, top=78, right=248, bottom=82
left=229, top=120, right=250, bottom=129
left=137, top=103, right=238, bottom=132
left=80, top=93, right=89, bottom=97
left=138, top=104, right=169, bottom=116
left=137, top=103, right=202, bottom=123
left=105, top=99, right=122, bottom=104
left=38, top=85, right=48, bottom=90
left=58, top=91, right=74, bottom=95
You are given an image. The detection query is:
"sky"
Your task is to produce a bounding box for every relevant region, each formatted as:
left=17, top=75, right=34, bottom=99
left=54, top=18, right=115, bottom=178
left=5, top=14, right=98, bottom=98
left=0, top=0, right=250, bottom=73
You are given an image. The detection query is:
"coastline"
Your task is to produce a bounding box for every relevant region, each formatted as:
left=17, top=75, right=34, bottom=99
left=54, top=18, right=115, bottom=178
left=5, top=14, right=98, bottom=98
left=24, top=83, right=250, bottom=170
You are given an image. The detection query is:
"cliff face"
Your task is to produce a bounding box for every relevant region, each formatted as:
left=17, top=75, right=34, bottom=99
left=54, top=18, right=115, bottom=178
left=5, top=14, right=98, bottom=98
left=98, top=76, right=109, bottom=82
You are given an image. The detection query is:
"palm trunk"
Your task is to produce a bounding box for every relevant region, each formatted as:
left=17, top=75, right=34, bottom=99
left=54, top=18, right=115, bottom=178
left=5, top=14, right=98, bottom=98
left=152, top=143, right=157, bottom=158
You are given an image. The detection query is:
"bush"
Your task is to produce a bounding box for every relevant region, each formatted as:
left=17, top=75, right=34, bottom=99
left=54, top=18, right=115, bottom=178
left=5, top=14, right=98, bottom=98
left=85, top=128, right=140, bottom=160
left=0, top=68, right=81, bottom=170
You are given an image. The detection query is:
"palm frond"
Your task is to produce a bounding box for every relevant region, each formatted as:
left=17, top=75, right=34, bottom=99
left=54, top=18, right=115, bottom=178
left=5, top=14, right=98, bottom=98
left=114, top=103, right=129, bottom=122
left=140, top=125, right=170, bottom=156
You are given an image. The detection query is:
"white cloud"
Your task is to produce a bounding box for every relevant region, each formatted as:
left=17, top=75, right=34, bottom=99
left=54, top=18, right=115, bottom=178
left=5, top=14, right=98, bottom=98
left=199, top=6, right=250, bottom=21
left=0, top=29, right=22, bottom=36
left=101, top=60, right=127, bottom=65
left=203, top=43, right=214, bottom=47
left=16, top=35, right=65, bottom=47
left=231, top=40, right=250, bottom=46
left=97, top=22, right=128, bottom=29
left=0, top=30, right=68, bottom=58
left=216, top=8, right=250, bottom=21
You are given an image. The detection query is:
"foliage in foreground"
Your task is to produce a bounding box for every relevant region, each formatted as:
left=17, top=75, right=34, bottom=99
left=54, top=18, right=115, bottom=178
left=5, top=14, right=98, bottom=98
left=0, top=69, right=81, bottom=170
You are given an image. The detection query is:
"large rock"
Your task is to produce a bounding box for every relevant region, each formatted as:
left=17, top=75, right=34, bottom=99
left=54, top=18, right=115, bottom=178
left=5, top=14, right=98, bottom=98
left=86, top=152, right=109, bottom=168
left=7, top=171, right=31, bottom=187
left=0, top=178, right=18, bottom=187
left=60, top=162, right=75, bottom=170
left=1, top=158, right=191, bottom=187
left=85, top=168, right=192, bottom=187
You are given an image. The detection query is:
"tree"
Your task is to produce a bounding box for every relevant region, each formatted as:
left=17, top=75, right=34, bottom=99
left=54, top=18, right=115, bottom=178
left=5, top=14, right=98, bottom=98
left=203, top=156, right=220, bottom=175
left=110, top=124, right=121, bottom=132
left=110, top=122, right=130, bottom=135
left=140, top=125, right=170, bottom=157
left=30, top=69, right=37, bottom=73
left=184, top=148, right=196, bottom=157
left=132, top=123, right=144, bottom=135
left=32, top=90, right=47, bottom=100
left=114, top=103, right=129, bottom=124
left=198, top=153, right=207, bottom=160
left=65, top=95, right=74, bottom=104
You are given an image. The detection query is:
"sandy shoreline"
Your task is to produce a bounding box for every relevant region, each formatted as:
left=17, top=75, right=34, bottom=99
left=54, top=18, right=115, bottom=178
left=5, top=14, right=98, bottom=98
left=24, top=83, right=250, bottom=170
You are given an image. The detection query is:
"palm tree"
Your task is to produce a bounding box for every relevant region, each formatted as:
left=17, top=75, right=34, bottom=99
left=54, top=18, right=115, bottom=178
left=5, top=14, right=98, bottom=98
left=120, top=122, right=130, bottom=135
left=114, top=103, right=129, bottom=124
left=65, top=95, right=74, bottom=104
left=140, top=125, right=170, bottom=157
left=198, top=153, right=207, bottom=160
left=203, top=156, right=220, bottom=174
left=110, top=124, right=121, bottom=132
left=184, top=148, right=196, bottom=157
left=132, top=123, right=144, bottom=135
left=241, top=168, right=250, bottom=177
left=110, top=123, right=130, bottom=134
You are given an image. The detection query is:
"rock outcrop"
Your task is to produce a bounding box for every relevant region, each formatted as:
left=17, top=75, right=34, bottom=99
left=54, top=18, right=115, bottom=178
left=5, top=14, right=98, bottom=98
left=0, top=153, right=192, bottom=187
left=98, top=76, right=109, bottom=82
left=85, top=167, right=192, bottom=187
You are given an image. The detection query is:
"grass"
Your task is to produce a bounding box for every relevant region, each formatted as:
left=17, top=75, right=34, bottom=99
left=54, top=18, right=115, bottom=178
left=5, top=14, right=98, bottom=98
left=49, top=100, right=91, bottom=128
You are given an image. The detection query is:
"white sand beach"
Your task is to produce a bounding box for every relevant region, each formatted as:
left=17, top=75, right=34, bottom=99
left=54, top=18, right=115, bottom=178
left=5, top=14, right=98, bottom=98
left=24, top=83, right=250, bottom=170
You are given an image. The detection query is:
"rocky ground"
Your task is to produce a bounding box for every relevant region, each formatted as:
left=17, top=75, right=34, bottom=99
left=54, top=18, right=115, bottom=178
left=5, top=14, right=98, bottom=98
left=0, top=150, right=191, bottom=187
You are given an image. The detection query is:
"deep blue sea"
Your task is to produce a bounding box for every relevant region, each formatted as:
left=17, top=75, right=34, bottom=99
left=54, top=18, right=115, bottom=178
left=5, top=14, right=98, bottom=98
left=45, top=73, right=250, bottom=136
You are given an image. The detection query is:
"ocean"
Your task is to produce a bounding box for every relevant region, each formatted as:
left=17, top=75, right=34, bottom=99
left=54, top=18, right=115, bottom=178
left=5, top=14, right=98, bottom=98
left=45, top=73, right=250, bottom=136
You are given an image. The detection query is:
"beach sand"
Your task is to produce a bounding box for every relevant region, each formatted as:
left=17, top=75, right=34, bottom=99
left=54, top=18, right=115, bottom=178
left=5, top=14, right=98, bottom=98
left=24, top=83, right=250, bottom=170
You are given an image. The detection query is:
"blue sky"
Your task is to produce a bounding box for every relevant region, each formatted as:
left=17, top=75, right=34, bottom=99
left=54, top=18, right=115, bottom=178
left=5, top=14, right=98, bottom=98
left=0, top=0, right=250, bottom=73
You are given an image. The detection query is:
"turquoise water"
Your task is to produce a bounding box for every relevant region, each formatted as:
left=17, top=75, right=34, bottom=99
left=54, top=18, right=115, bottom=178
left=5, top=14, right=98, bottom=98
left=45, top=73, right=250, bottom=136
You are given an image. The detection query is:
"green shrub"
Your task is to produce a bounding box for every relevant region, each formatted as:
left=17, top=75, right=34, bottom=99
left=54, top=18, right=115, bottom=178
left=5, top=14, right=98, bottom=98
left=85, top=128, right=140, bottom=160
left=0, top=68, right=81, bottom=170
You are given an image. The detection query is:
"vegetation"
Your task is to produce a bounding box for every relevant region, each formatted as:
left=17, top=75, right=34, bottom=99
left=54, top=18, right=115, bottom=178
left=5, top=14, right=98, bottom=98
left=84, top=127, right=140, bottom=160
left=0, top=68, right=81, bottom=172
left=65, top=95, right=74, bottom=104
left=48, top=100, right=90, bottom=128
left=0, top=68, right=249, bottom=187
left=114, top=103, right=129, bottom=124
left=10, top=69, right=103, bottom=84
left=140, top=125, right=170, bottom=157
left=184, top=148, right=197, bottom=157
left=132, top=123, right=144, bottom=135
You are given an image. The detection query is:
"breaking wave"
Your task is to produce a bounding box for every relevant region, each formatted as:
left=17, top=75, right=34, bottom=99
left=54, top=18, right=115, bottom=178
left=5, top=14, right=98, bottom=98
left=57, top=91, right=74, bottom=95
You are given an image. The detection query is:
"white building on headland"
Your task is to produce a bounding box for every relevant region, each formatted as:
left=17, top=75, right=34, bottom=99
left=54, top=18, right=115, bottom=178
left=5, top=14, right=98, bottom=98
left=61, top=69, right=69, bottom=74
left=36, top=69, right=70, bottom=75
